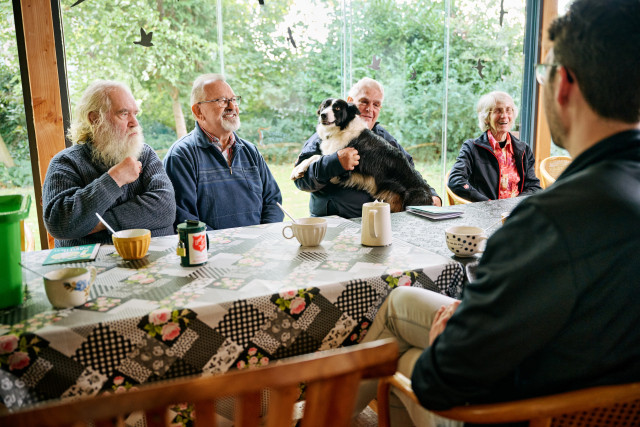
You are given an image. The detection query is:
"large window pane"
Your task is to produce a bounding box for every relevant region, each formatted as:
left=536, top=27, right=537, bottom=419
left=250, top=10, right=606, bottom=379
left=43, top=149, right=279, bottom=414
left=0, top=1, right=40, bottom=249
left=60, top=0, right=529, bottom=215
left=444, top=0, right=526, bottom=170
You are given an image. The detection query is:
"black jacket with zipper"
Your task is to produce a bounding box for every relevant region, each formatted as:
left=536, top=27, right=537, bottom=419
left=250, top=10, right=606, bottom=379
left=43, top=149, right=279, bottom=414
left=448, top=131, right=542, bottom=202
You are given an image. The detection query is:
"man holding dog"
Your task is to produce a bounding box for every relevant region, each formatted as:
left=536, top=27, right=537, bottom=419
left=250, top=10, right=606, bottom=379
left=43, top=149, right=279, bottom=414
left=164, top=74, right=283, bottom=230
left=356, top=0, right=640, bottom=425
left=294, top=77, right=441, bottom=218
left=43, top=80, right=176, bottom=247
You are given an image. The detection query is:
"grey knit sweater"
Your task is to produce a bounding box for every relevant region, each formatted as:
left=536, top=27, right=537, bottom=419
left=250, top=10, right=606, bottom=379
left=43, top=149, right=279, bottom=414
left=42, top=143, right=176, bottom=247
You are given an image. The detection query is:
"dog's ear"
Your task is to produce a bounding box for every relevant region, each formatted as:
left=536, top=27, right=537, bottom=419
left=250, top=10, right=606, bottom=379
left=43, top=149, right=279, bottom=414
left=317, top=98, right=332, bottom=115
left=348, top=102, right=360, bottom=116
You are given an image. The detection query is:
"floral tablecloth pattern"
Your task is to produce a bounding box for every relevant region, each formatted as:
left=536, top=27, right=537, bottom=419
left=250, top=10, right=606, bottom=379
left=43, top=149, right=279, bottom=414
left=0, top=217, right=462, bottom=410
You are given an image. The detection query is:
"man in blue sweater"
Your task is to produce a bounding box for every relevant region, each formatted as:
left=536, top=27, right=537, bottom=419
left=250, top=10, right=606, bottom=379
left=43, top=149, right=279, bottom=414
left=164, top=74, right=283, bottom=230
left=357, top=0, right=640, bottom=425
left=293, top=77, right=441, bottom=218
left=42, top=80, right=176, bottom=247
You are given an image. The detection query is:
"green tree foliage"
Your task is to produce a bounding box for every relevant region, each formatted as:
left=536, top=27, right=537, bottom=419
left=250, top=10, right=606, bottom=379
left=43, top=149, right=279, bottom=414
left=0, top=0, right=526, bottom=186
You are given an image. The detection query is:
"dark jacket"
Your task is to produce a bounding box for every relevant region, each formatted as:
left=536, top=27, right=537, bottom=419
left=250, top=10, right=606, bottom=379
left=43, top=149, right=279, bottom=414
left=412, top=130, right=640, bottom=414
left=294, top=123, right=439, bottom=218
left=448, top=132, right=542, bottom=202
left=164, top=123, right=283, bottom=230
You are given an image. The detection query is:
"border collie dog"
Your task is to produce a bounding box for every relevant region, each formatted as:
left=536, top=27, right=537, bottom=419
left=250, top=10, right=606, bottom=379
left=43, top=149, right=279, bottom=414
left=291, top=98, right=434, bottom=212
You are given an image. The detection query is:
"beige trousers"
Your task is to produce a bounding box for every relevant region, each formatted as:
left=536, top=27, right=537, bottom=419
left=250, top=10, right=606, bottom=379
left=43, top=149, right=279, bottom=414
left=355, top=287, right=462, bottom=427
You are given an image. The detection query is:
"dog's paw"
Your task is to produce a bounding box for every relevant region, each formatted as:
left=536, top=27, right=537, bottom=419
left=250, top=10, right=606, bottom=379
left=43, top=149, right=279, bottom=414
left=290, top=164, right=306, bottom=180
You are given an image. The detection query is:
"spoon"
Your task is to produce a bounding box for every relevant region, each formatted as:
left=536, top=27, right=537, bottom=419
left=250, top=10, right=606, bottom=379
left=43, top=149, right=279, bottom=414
left=483, top=218, right=503, bottom=233
left=95, top=212, right=118, bottom=235
left=19, top=262, right=47, bottom=279
left=276, top=202, right=298, bottom=224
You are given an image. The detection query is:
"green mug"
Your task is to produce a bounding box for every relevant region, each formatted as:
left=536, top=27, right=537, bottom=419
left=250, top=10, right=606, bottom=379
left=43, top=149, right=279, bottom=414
left=176, top=220, right=209, bottom=267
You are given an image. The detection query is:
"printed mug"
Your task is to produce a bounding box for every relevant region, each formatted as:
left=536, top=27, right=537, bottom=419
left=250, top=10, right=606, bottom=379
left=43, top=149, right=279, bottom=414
left=43, top=266, right=97, bottom=309
left=445, top=226, right=488, bottom=257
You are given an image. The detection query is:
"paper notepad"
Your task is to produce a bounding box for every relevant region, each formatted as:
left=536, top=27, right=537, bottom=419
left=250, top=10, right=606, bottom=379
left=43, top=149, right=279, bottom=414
left=42, top=244, right=101, bottom=265
left=406, top=206, right=463, bottom=220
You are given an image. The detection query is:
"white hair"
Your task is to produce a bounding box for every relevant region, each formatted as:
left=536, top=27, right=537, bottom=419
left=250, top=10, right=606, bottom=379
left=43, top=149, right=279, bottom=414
left=348, top=77, right=385, bottom=101
left=476, top=91, right=519, bottom=132
left=191, top=73, right=226, bottom=107
left=67, top=80, right=132, bottom=145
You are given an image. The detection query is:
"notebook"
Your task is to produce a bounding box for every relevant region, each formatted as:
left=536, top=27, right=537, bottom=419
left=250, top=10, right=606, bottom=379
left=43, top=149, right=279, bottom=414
left=406, top=206, right=463, bottom=220
left=42, top=243, right=101, bottom=265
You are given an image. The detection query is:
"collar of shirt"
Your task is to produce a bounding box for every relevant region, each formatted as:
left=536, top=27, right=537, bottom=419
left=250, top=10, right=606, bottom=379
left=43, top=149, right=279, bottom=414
left=487, top=130, right=513, bottom=155
left=201, top=127, right=236, bottom=152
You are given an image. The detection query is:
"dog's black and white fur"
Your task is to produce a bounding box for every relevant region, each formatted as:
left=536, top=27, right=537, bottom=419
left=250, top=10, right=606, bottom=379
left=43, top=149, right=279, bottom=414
left=291, top=98, right=434, bottom=212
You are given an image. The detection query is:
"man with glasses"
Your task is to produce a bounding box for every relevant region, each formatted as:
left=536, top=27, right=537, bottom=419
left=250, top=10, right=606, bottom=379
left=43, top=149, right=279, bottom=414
left=164, top=74, right=283, bottom=230
left=294, top=77, right=441, bottom=219
left=356, top=0, right=640, bottom=424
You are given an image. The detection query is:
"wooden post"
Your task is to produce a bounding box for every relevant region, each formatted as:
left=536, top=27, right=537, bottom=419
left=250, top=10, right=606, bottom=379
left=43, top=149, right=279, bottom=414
left=18, top=0, right=66, bottom=249
left=534, top=0, right=559, bottom=177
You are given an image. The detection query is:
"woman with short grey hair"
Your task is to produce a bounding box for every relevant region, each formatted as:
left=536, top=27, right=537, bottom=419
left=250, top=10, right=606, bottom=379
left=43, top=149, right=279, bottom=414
left=448, top=91, right=541, bottom=202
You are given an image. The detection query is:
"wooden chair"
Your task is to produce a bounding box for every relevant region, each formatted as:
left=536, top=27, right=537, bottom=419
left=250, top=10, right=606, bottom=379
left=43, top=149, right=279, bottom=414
left=445, top=172, right=472, bottom=205
left=377, top=372, right=640, bottom=427
left=1, top=339, right=398, bottom=427
left=540, top=156, right=572, bottom=189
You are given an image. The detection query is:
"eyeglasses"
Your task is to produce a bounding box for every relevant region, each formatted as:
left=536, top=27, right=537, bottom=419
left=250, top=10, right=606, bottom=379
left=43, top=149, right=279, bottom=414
left=491, top=107, right=515, bottom=115
left=198, top=96, right=242, bottom=107
left=535, top=63, right=561, bottom=86
left=357, top=100, right=382, bottom=111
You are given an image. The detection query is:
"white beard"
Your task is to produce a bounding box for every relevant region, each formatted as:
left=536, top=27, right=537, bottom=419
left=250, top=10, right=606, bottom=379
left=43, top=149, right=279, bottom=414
left=221, top=111, right=241, bottom=133
left=91, top=122, right=144, bottom=167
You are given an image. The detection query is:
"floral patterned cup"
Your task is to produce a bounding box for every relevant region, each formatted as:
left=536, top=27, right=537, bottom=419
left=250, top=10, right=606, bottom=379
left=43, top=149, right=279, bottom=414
left=43, top=267, right=97, bottom=309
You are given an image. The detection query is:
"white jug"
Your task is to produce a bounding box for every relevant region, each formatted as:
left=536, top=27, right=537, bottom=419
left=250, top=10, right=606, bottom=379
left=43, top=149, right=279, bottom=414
left=361, top=201, right=392, bottom=246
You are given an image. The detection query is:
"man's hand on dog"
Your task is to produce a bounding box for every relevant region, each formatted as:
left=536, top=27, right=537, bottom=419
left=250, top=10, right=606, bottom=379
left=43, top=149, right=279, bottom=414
left=338, top=147, right=360, bottom=171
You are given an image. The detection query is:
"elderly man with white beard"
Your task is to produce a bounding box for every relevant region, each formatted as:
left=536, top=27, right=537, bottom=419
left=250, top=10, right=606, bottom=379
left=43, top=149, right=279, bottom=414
left=164, top=74, right=283, bottom=230
left=42, top=80, right=176, bottom=247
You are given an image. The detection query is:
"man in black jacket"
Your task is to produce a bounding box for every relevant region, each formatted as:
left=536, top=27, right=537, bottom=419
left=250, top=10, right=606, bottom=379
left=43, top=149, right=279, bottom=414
left=358, top=0, right=640, bottom=425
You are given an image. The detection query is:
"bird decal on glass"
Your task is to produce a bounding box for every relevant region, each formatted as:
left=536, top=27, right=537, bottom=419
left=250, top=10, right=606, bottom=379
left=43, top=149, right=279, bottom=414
left=473, top=59, right=485, bottom=79
left=133, top=28, right=154, bottom=47
left=500, top=0, right=508, bottom=26
left=286, top=27, right=297, bottom=49
left=368, top=55, right=381, bottom=71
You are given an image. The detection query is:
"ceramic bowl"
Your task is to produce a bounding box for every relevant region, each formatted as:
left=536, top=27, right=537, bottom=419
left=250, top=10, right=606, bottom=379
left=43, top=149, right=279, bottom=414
left=112, top=229, right=151, bottom=260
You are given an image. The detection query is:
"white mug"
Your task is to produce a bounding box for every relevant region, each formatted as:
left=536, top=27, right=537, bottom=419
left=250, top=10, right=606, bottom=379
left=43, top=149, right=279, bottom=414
left=445, top=226, right=488, bottom=257
left=361, top=201, right=392, bottom=246
left=43, top=266, right=97, bottom=309
left=282, top=217, right=328, bottom=246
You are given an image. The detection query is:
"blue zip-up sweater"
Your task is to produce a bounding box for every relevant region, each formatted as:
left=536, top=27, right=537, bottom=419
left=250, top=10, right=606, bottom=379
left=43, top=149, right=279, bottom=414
left=294, top=123, right=440, bottom=218
left=448, top=131, right=542, bottom=202
left=164, top=123, right=283, bottom=230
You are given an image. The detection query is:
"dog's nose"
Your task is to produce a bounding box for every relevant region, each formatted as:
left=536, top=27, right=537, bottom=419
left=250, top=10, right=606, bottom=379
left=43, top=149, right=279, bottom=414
left=320, top=113, right=327, bottom=120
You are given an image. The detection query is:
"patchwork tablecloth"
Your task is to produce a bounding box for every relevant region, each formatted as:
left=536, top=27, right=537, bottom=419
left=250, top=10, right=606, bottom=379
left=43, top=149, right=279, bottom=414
left=0, top=216, right=463, bottom=411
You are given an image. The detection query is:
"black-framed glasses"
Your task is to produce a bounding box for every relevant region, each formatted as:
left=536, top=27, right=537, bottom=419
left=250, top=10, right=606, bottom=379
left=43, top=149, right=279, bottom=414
left=535, top=63, right=560, bottom=86
left=198, top=96, right=242, bottom=107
